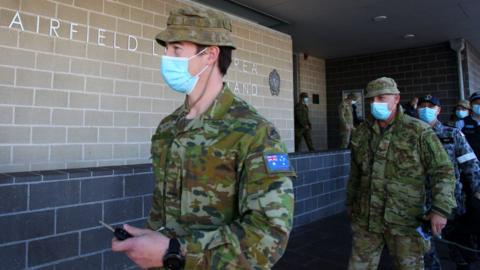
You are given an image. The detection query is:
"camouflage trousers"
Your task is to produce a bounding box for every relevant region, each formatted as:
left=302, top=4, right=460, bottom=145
left=340, top=129, right=351, bottom=148
left=349, top=223, right=430, bottom=270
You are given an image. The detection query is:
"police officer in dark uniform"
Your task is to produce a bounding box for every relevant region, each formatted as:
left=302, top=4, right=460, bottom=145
left=418, top=95, right=480, bottom=270
left=463, top=91, right=480, bottom=158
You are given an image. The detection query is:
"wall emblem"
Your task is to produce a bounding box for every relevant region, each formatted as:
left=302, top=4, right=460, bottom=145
left=269, top=69, right=280, bottom=96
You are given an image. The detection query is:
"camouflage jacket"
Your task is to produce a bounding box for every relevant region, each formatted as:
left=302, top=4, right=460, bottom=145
left=148, top=84, right=296, bottom=269
left=294, top=102, right=310, bottom=129
left=347, top=107, right=456, bottom=235
left=338, top=100, right=354, bottom=131
left=429, top=121, right=480, bottom=216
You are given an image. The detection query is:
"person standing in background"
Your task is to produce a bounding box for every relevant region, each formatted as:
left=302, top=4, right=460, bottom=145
left=295, top=92, right=316, bottom=151
left=339, top=93, right=356, bottom=148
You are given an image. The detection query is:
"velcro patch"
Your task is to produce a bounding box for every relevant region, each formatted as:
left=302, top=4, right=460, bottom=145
left=264, top=153, right=291, bottom=173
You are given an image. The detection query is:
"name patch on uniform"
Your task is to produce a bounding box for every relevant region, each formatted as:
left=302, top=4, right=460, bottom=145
left=264, top=153, right=290, bottom=173
left=439, top=137, right=454, bottom=144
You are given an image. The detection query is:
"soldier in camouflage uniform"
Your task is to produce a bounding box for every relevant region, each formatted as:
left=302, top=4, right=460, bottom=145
left=112, top=7, right=296, bottom=270
left=294, top=92, right=315, bottom=151
left=347, top=77, right=456, bottom=270
left=338, top=93, right=356, bottom=148
left=417, top=95, right=480, bottom=270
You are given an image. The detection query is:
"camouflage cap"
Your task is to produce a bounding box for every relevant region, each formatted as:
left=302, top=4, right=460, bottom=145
left=365, top=77, right=400, bottom=98
left=155, top=6, right=236, bottom=49
left=456, top=99, right=471, bottom=110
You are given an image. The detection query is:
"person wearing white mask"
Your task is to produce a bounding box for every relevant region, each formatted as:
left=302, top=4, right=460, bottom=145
left=417, top=94, right=480, bottom=270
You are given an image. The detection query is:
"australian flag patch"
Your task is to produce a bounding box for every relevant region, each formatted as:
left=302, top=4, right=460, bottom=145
left=264, top=153, right=291, bottom=173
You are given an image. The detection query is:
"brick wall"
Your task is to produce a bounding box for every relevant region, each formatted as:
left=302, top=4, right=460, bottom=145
left=296, top=55, right=327, bottom=151
left=0, top=151, right=349, bottom=269
left=326, top=42, right=461, bottom=148
left=0, top=0, right=295, bottom=173
left=466, top=42, right=480, bottom=95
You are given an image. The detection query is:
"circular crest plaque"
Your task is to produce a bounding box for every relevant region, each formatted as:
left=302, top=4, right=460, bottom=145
left=269, top=69, right=280, bottom=96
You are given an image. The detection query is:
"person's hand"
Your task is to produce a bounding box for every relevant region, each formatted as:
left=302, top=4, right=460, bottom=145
left=427, top=213, right=447, bottom=236
left=111, top=224, right=170, bottom=269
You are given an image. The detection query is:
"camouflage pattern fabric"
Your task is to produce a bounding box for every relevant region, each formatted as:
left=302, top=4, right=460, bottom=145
left=349, top=223, right=430, bottom=270
left=429, top=121, right=480, bottom=216
left=347, top=107, right=456, bottom=234
left=148, top=84, right=296, bottom=269
left=294, top=102, right=315, bottom=151
left=365, top=77, right=400, bottom=98
left=338, top=100, right=354, bottom=148
left=155, top=6, right=236, bottom=49
left=347, top=106, right=456, bottom=268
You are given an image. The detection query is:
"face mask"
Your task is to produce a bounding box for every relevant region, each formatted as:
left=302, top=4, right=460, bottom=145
left=303, top=98, right=309, bottom=104
left=161, top=48, right=209, bottom=95
left=370, top=102, right=391, bottom=120
left=351, top=100, right=357, bottom=105
left=456, top=110, right=468, bottom=119
left=418, top=107, right=437, bottom=123
left=473, top=104, right=480, bottom=115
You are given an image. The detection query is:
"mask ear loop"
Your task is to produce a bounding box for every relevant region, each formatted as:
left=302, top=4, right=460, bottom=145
left=186, top=48, right=216, bottom=112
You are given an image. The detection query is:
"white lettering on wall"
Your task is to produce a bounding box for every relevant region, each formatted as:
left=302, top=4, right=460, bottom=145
left=113, top=32, right=120, bottom=49
left=69, top=23, right=78, bottom=40
left=98, top=28, right=106, bottom=46
left=128, top=35, right=138, bottom=52
left=3, top=11, right=263, bottom=97
left=49, top=18, right=60, bottom=37
left=9, top=11, right=24, bottom=31
left=35, top=16, right=40, bottom=33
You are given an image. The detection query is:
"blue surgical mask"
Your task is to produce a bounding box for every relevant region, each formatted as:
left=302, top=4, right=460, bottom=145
left=456, top=110, right=468, bottom=119
left=160, top=48, right=209, bottom=95
left=473, top=104, right=480, bottom=115
left=370, top=102, right=391, bottom=120
left=418, top=107, right=437, bottom=123
left=303, top=98, right=309, bottom=104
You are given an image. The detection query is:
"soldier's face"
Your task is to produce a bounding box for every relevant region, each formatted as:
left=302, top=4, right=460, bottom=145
left=164, top=41, right=210, bottom=76
left=418, top=102, right=441, bottom=117
left=370, top=94, right=400, bottom=112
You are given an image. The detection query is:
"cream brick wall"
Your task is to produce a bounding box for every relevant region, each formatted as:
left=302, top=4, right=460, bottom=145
left=0, top=0, right=294, bottom=173
left=297, top=55, right=327, bottom=151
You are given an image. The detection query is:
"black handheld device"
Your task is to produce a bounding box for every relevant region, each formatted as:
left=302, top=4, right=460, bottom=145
left=99, top=220, right=133, bottom=241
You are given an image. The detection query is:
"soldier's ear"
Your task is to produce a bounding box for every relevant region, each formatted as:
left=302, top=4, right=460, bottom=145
left=206, top=46, right=220, bottom=64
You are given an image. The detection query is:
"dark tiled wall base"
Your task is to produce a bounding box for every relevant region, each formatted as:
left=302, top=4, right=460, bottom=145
left=0, top=165, right=153, bottom=270
left=290, top=150, right=350, bottom=228
left=0, top=151, right=350, bottom=269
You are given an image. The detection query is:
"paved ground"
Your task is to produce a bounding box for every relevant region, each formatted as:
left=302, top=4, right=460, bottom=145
left=274, top=212, right=480, bottom=270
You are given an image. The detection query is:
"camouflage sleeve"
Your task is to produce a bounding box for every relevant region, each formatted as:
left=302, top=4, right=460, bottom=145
left=178, top=123, right=295, bottom=269
left=454, top=130, right=480, bottom=195
left=420, top=128, right=456, bottom=217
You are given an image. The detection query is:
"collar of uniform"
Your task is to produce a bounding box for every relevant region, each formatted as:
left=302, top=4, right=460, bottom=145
left=201, top=83, right=234, bottom=120
left=432, top=120, right=444, bottom=132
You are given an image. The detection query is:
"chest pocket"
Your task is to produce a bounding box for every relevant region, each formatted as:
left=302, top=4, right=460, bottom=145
left=179, top=144, right=238, bottom=228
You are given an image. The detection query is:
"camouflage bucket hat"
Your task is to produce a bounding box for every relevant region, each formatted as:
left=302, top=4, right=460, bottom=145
left=155, top=6, right=236, bottom=49
left=365, top=77, right=400, bottom=98
left=456, top=99, right=471, bottom=110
